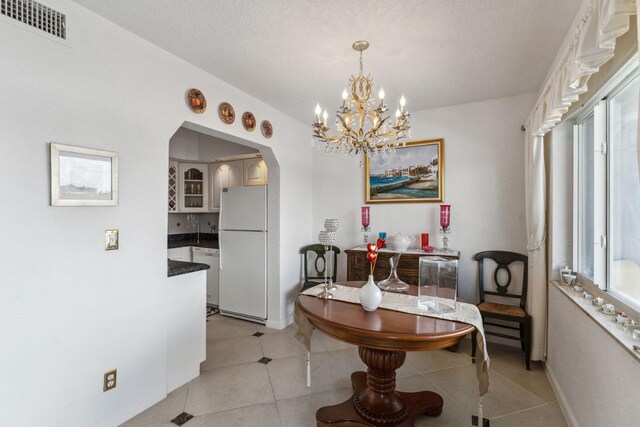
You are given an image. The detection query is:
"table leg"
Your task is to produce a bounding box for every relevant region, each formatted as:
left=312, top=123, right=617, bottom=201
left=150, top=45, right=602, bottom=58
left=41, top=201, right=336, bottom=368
left=316, top=346, right=443, bottom=426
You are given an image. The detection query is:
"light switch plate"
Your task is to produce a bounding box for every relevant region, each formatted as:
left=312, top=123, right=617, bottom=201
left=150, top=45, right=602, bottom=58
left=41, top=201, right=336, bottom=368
left=105, top=229, right=119, bottom=251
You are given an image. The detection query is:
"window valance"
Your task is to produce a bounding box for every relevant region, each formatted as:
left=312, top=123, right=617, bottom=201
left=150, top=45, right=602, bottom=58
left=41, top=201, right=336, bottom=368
left=529, top=0, right=636, bottom=136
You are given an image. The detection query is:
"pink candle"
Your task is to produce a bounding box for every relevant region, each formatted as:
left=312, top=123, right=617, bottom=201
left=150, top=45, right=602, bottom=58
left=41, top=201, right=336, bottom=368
left=361, top=206, right=370, bottom=228
left=440, top=204, right=451, bottom=229
left=421, top=233, right=430, bottom=250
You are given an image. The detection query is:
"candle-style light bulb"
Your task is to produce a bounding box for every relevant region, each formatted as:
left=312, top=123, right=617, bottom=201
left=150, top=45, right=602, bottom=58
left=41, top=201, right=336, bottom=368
left=378, top=87, right=385, bottom=100
left=342, top=88, right=348, bottom=100
left=400, top=94, right=406, bottom=107
left=315, top=103, right=322, bottom=116
left=322, top=109, right=328, bottom=124
left=395, top=108, right=401, bottom=118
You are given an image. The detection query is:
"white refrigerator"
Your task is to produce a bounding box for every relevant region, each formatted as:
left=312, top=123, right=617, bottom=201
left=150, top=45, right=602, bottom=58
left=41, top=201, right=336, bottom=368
left=219, top=185, right=267, bottom=322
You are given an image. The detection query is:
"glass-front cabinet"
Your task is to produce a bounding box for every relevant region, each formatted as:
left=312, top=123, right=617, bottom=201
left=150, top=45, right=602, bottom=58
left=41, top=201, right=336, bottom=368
left=178, top=163, right=209, bottom=212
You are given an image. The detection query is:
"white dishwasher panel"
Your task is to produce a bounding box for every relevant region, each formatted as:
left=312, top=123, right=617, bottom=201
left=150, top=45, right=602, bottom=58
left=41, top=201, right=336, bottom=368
left=192, top=247, right=220, bottom=306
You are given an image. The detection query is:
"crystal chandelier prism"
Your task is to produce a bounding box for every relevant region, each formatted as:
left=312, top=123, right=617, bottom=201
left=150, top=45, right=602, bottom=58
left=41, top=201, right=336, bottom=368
left=313, top=40, right=411, bottom=157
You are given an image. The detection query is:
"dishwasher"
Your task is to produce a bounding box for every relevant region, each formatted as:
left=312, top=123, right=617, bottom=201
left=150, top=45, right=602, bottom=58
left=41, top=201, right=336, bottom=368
left=192, top=247, right=220, bottom=307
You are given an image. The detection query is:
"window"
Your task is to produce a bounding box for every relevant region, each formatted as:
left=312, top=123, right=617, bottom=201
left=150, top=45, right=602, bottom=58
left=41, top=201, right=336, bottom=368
left=576, top=114, right=595, bottom=280
left=609, top=75, right=640, bottom=304
left=574, top=61, right=640, bottom=309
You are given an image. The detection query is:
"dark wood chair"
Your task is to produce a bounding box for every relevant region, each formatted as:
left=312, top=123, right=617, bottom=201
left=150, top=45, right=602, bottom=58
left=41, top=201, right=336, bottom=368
left=471, top=250, right=531, bottom=370
left=300, top=244, right=341, bottom=291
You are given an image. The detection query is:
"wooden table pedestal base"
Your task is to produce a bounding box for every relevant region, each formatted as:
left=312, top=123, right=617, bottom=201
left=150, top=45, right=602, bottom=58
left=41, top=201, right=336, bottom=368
left=316, top=347, right=443, bottom=427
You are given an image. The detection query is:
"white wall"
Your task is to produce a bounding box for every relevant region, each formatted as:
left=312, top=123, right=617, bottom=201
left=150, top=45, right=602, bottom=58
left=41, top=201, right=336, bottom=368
left=168, top=213, right=218, bottom=235
left=0, top=1, right=312, bottom=425
left=546, top=120, right=640, bottom=427
left=169, top=127, right=258, bottom=161
left=547, top=285, right=640, bottom=427
left=312, top=93, right=536, bottom=303
left=169, top=127, right=199, bottom=160
left=547, top=121, right=574, bottom=279
left=197, top=133, right=257, bottom=161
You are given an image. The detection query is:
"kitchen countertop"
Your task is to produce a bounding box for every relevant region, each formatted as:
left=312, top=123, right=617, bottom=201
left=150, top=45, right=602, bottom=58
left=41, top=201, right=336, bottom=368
left=168, top=240, right=219, bottom=249
left=168, top=259, right=210, bottom=277
left=168, top=233, right=219, bottom=249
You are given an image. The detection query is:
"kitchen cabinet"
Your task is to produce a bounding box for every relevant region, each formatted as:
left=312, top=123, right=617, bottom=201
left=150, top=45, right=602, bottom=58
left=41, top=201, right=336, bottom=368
left=170, top=158, right=266, bottom=213
left=179, top=163, right=209, bottom=212
left=243, top=158, right=268, bottom=186
left=167, top=270, right=206, bottom=392
left=168, top=160, right=178, bottom=212
left=345, top=248, right=460, bottom=285
left=192, top=247, right=220, bottom=306
left=209, top=160, right=243, bottom=211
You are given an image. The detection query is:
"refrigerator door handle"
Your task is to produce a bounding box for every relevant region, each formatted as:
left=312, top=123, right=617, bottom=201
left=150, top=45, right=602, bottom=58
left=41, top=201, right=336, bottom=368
left=219, top=188, right=226, bottom=270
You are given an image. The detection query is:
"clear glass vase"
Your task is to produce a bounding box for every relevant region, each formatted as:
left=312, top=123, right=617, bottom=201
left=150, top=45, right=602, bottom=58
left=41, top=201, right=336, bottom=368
left=377, top=254, right=409, bottom=292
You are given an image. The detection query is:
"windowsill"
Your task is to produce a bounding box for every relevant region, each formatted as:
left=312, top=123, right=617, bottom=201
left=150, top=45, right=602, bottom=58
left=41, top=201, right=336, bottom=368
left=550, top=280, right=640, bottom=362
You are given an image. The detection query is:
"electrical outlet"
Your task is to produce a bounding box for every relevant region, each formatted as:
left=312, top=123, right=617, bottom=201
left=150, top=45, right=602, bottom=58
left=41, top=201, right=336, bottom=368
left=103, top=369, right=117, bottom=392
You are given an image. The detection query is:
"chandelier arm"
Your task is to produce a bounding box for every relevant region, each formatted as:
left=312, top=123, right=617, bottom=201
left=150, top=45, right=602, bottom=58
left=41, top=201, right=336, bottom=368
left=337, top=114, right=360, bottom=140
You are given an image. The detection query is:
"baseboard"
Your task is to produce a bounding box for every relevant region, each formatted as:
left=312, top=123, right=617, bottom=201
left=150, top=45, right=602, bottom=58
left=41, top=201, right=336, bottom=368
left=545, top=364, right=578, bottom=427
left=93, top=386, right=166, bottom=427
left=266, top=315, right=293, bottom=330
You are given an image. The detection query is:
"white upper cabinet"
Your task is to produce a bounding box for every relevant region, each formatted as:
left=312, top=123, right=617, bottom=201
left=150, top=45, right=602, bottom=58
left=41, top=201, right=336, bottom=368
left=227, top=160, right=244, bottom=188
left=209, top=160, right=244, bottom=211
left=178, top=163, right=209, bottom=212
left=243, top=158, right=268, bottom=186
left=173, top=157, right=265, bottom=212
left=210, top=163, right=225, bottom=211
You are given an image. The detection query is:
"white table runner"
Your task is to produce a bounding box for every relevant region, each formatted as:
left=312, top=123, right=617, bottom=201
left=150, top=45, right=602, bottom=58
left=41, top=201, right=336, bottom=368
left=294, top=284, right=490, bottom=420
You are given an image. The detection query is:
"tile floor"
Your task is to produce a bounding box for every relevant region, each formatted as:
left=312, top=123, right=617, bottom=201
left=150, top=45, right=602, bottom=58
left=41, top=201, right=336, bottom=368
left=121, top=314, right=567, bottom=427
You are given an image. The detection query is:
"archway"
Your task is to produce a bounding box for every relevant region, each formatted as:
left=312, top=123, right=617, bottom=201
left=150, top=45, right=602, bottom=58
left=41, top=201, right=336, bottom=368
left=169, top=120, right=281, bottom=327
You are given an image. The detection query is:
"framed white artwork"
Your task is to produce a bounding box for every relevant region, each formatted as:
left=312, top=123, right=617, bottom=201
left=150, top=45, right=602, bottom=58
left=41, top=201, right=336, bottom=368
left=50, top=143, right=118, bottom=206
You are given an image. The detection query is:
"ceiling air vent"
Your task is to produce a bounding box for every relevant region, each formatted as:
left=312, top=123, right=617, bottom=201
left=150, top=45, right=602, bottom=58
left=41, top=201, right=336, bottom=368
left=1, top=0, right=66, bottom=39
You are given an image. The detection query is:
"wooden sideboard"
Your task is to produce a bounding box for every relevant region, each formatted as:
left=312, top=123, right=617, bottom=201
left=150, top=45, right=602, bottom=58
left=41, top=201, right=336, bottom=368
left=345, top=247, right=460, bottom=285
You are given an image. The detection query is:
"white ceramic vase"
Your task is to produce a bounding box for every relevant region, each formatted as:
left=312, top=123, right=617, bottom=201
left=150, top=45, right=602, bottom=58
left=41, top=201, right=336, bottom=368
left=359, top=275, right=382, bottom=312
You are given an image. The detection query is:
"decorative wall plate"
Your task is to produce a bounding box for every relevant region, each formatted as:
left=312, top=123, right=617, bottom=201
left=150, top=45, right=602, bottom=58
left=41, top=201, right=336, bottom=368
left=242, top=112, right=256, bottom=132
left=186, top=88, right=207, bottom=114
left=218, top=102, right=236, bottom=124
left=261, top=120, right=273, bottom=138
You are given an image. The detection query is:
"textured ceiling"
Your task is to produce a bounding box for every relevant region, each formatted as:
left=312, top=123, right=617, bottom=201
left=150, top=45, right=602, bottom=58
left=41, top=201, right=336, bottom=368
left=74, top=0, right=582, bottom=123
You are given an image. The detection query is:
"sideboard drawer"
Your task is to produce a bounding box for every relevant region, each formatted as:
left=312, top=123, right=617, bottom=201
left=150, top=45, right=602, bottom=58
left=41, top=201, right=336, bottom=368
left=346, top=248, right=460, bottom=286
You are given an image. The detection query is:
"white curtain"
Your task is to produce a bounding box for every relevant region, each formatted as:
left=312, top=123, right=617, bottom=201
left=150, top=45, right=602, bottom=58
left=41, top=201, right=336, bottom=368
left=524, top=129, right=547, bottom=361
left=525, top=0, right=636, bottom=361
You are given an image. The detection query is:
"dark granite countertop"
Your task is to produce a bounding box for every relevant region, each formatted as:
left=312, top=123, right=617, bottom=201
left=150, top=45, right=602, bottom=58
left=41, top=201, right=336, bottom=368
left=168, top=259, right=210, bottom=277
left=168, top=233, right=219, bottom=249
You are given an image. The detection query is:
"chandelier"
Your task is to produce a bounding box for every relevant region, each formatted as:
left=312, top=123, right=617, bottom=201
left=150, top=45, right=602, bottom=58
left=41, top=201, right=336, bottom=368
left=312, top=40, right=411, bottom=157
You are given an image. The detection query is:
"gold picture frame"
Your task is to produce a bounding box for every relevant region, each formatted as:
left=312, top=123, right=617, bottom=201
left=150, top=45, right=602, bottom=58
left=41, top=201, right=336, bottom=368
left=364, top=139, right=444, bottom=204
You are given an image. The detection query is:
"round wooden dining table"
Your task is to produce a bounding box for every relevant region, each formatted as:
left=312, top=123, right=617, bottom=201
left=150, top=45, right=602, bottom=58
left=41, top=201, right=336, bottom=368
left=296, top=282, right=475, bottom=427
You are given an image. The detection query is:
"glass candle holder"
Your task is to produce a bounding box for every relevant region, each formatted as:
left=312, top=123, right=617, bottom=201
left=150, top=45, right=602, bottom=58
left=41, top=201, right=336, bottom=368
left=361, top=206, right=370, bottom=228
left=361, top=206, right=371, bottom=243
left=440, top=205, right=451, bottom=229
left=439, top=204, right=451, bottom=252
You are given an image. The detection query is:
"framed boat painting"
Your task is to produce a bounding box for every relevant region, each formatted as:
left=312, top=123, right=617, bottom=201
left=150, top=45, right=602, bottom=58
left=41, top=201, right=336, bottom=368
left=364, top=139, right=444, bottom=204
